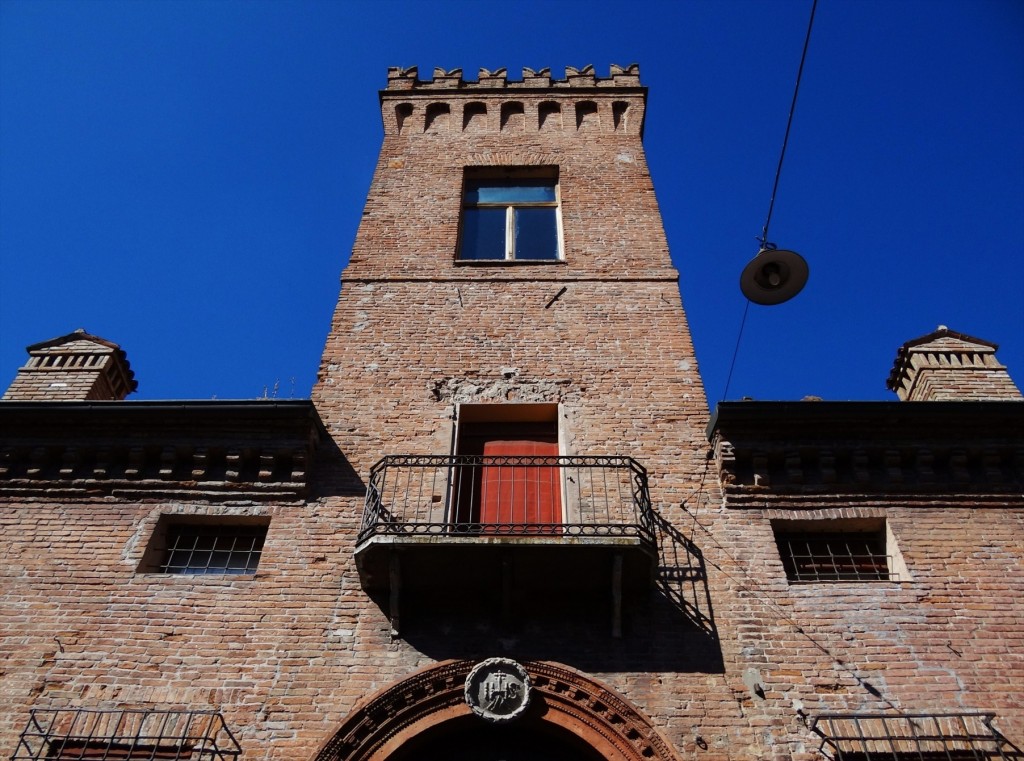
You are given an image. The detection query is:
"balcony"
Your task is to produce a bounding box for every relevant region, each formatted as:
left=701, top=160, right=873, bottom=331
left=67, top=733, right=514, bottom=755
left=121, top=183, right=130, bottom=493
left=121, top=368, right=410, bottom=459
left=355, top=455, right=658, bottom=636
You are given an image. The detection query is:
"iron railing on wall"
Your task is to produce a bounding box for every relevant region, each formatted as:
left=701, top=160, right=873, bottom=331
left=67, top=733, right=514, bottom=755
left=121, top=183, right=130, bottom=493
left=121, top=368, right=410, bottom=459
left=11, top=708, right=242, bottom=760
left=358, top=455, right=656, bottom=548
left=810, top=712, right=1011, bottom=760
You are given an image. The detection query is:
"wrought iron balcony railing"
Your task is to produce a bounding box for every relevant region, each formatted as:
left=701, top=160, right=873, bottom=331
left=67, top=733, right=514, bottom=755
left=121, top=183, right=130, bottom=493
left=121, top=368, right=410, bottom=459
left=358, top=455, right=656, bottom=548
left=809, top=712, right=1012, bottom=760
left=12, top=708, right=242, bottom=760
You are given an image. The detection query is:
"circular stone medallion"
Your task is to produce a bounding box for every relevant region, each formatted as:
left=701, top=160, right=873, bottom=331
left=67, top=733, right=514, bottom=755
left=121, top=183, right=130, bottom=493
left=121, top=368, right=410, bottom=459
left=464, top=658, right=532, bottom=723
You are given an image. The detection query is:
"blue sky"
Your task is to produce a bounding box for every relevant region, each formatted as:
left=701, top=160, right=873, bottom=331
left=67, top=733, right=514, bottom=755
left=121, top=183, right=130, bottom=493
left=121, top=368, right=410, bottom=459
left=1, top=0, right=1021, bottom=403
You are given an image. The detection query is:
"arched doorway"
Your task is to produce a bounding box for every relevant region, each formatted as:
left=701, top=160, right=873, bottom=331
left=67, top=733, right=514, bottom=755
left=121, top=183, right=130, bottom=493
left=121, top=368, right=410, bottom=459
left=312, top=660, right=680, bottom=761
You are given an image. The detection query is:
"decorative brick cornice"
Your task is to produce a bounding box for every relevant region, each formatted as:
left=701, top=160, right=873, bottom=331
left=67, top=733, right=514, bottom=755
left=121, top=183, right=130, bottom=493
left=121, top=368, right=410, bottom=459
left=379, top=65, right=647, bottom=138
left=385, top=64, right=642, bottom=91
left=0, top=400, right=324, bottom=499
left=708, top=401, right=1024, bottom=500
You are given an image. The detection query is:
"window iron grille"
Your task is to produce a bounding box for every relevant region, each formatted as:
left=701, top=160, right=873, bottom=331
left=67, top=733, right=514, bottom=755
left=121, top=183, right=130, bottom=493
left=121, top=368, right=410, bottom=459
left=159, top=524, right=266, bottom=575
left=810, top=712, right=1012, bottom=760
left=11, top=708, right=242, bottom=760
left=776, top=530, right=893, bottom=582
left=358, top=455, right=656, bottom=548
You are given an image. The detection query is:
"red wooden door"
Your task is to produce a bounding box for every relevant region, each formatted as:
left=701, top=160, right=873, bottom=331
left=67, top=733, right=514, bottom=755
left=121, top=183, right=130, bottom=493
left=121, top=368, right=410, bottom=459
left=480, top=439, right=561, bottom=528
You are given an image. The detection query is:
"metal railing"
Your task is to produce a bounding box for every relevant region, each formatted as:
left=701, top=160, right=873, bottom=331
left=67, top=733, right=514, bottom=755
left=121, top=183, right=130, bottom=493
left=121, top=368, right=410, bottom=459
left=358, top=455, right=656, bottom=548
left=810, top=712, right=1011, bottom=760
left=12, top=708, right=242, bottom=760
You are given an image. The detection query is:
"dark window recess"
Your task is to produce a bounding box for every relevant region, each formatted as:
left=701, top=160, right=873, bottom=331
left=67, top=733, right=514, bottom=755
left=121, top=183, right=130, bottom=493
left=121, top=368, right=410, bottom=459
left=46, top=740, right=191, bottom=759
left=459, top=170, right=560, bottom=262
left=775, top=528, right=891, bottom=582
left=158, top=524, right=266, bottom=575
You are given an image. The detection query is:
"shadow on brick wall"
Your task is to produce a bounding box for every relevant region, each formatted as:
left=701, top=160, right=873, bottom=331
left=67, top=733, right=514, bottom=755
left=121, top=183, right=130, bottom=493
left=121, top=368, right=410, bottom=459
left=310, top=438, right=367, bottom=498
left=651, top=508, right=717, bottom=637
left=390, top=512, right=724, bottom=674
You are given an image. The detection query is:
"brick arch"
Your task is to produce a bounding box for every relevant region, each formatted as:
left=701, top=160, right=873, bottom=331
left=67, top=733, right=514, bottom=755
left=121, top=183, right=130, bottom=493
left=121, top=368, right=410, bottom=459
left=311, top=660, right=681, bottom=761
left=464, top=151, right=560, bottom=167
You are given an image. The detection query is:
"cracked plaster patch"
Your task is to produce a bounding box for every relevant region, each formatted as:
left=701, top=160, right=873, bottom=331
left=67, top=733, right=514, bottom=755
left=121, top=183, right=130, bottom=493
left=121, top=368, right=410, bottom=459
left=430, top=375, right=573, bottom=404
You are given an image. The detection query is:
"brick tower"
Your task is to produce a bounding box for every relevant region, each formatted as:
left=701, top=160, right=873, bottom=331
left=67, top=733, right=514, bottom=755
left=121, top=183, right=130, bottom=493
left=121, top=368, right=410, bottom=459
left=309, top=64, right=723, bottom=760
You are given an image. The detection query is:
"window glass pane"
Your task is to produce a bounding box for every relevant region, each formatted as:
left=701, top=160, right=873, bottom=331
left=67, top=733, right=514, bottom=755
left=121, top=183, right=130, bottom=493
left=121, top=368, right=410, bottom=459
left=461, top=207, right=507, bottom=260
left=514, top=207, right=559, bottom=260
left=188, top=550, right=212, bottom=570
left=164, top=550, right=191, bottom=572
left=465, top=180, right=556, bottom=204
left=210, top=550, right=232, bottom=570
left=241, top=554, right=262, bottom=573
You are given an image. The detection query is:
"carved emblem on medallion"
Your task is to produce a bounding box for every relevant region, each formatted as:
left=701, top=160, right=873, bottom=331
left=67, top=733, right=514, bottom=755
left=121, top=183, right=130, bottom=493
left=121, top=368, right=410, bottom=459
left=464, top=658, right=531, bottom=723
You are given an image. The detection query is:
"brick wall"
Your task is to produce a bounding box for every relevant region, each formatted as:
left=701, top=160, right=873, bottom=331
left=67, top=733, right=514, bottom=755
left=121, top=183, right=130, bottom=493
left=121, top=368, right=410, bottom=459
left=1, top=67, right=1021, bottom=760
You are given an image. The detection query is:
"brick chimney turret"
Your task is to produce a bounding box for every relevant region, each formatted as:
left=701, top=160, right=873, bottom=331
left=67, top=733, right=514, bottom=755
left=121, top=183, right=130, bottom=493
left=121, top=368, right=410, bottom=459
left=2, top=329, right=137, bottom=401
left=886, top=326, right=1021, bottom=401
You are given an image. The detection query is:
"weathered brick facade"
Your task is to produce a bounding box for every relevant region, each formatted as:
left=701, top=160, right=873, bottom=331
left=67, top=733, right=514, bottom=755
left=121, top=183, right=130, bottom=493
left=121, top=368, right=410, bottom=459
left=886, top=327, right=1022, bottom=401
left=1, top=66, right=1022, bottom=760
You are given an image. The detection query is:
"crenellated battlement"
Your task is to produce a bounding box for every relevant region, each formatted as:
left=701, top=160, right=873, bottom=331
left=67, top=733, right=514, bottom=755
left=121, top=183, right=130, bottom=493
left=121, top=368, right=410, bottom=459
left=380, top=65, right=646, bottom=137
left=385, top=64, right=642, bottom=91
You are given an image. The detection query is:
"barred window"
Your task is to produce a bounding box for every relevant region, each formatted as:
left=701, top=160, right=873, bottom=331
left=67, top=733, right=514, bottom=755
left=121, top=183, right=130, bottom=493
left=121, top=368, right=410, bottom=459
left=138, top=516, right=269, bottom=575
left=772, top=519, right=900, bottom=583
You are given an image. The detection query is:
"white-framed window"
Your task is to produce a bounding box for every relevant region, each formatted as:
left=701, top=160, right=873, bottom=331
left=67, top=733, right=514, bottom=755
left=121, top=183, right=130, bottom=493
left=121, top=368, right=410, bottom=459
left=458, top=168, right=562, bottom=262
